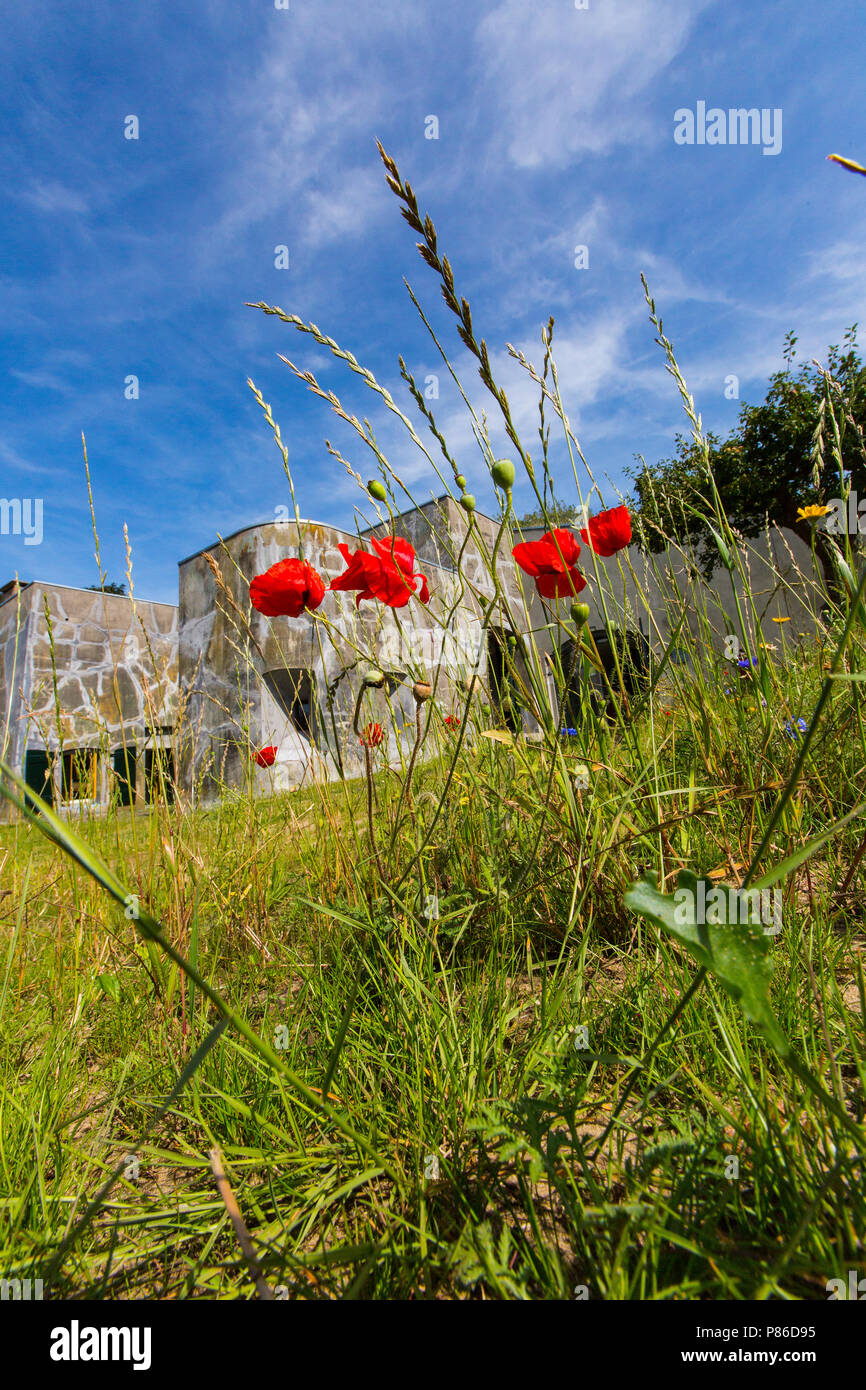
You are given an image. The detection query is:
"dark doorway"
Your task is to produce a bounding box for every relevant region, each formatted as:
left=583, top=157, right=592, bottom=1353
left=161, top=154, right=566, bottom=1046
left=112, top=746, right=137, bottom=806
left=487, top=629, right=521, bottom=733
left=560, top=628, right=650, bottom=722
left=24, top=749, right=54, bottom=809
left=145, top=747, right=175, bottom=804
left=61, top=748, right=97, bottom=801
left=263, top=668, right=319, bottom=744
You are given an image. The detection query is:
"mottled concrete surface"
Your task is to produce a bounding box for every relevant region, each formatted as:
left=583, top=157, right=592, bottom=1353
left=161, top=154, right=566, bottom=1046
left=0, top=580, right=177, bottom=818
left=177, top=511, right=519, bottom=802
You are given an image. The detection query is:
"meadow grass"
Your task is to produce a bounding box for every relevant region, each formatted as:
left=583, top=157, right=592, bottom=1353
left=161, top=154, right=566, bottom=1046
left=1, top=146, right=864, bottom=1301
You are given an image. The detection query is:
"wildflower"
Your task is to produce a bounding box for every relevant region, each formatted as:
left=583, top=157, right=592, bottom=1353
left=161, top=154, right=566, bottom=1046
left=580, top=505, right=632, bottom=557
left=559, top=726, right=579, bottom=737
left=330, top=536, right=429, bottom=608
left=253, top=746, right=278, bottom=767
left=512, top=528, right=586, bottom=598
left=359, top=722, right=384, bottom=748
left=736, top=657, right=759, bottom=670
left=784, top=718, right=808, bottom=739
left=444, top=715, right=460, bottom=729
left=796, top=504, right=831, bottom=522
left=250, top=558, right=325, bottom=618
left=771, top=616, right=791, bottom=624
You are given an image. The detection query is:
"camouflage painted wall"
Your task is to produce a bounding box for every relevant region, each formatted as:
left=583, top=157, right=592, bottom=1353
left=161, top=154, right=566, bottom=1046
left=177, top=506, right=536, bottom=802
left=0, top=581, right=177, bottom=817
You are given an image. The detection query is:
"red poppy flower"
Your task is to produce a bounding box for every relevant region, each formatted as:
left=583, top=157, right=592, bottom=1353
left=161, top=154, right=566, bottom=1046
left=330, top=536, right=430, bottom=608
left=444, top=715, right=460, bottom=729
left=359, top=722, right=384, bottom=748
left=511, top=528, right=586, bottom=599
left=580, top=505, right=632, bottom=557
left=253, top=746, right=278, bottom=767
left=250, top=558, right=326, bottom=617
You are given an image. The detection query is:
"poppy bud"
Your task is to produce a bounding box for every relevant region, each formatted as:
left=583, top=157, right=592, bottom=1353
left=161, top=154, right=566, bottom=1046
left=412, top=680, right=433, bottom=703
left=455, top=474, right=466, bottom=489
left=570, top=602, right=591, bottom=626
left=491, top=458, right=515, bottom=490
left=367, top=479, right=388, bottom=502
left=460, top=494, right=476, bottom=513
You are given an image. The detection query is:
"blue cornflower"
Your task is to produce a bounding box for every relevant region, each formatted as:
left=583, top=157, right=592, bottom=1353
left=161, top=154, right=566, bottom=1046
left=784, top=718, right=808, bottom=739
left=736, top=657, right=759, bottom=670
left=559, top=727, right=578, bottom=737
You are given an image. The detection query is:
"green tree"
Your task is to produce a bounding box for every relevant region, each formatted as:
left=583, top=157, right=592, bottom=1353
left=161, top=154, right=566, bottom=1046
left=629, top=328, right=866, bottom=593
left=517, top=490, right=579, bottom=528
left=86, top=580, right=126, bottom=595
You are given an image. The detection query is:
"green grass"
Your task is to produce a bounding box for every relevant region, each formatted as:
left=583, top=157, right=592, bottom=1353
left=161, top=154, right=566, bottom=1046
left=1, top=670, right=864, bottom=1299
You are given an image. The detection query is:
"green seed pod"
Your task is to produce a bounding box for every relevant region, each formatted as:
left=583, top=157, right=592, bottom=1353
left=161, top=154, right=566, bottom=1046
left=460, top=494, right=476, bottom=513
left=491, top=458, right=515, bottom=490
left=455, top=474, right=466, bottom=490
left=570, top=602, right=591, bottom=626
left=363, top=668, right=385, bottom=688
left=367, top=479, right=388, bottom=502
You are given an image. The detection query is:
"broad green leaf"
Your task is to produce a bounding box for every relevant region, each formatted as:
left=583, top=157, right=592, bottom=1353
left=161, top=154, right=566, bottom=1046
left=624, top=870, right=790, bottom=1056
left=96, top=973, right=122, bottom=1004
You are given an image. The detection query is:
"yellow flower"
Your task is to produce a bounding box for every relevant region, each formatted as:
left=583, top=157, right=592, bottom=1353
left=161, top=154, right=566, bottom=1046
left=797, top=504, right=830, bottom=521
left=771, top=616, right=791, bottom=623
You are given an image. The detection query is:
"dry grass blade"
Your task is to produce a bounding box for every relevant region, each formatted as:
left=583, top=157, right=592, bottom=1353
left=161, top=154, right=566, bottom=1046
left=208, top=1147, right=275, bottom=1301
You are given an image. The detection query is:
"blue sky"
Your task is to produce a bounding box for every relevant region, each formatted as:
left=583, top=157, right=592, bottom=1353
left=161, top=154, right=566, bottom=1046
left=2, top=0, right=865, bottom=604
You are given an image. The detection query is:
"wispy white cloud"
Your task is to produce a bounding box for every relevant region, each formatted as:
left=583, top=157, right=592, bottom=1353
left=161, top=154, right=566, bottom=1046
left=16, top=178, right=89, bottom=215
left=474, top=0, right=709, bottom=170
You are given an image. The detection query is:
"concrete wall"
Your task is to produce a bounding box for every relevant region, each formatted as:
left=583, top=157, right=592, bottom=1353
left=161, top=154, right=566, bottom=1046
left=176, top=508, right=546, bottom=802
left=0, top=581, right=177, bottom=818
left=516, top=523, right=823, bottom=662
